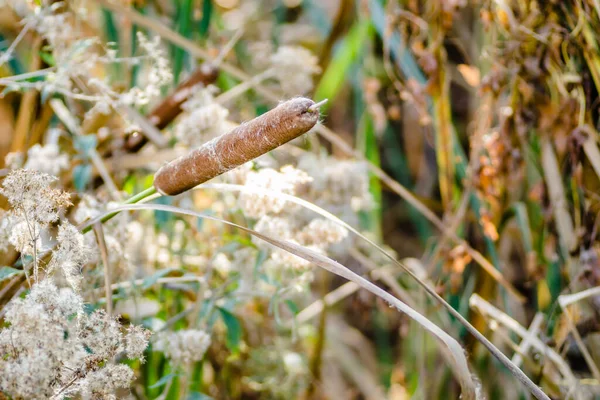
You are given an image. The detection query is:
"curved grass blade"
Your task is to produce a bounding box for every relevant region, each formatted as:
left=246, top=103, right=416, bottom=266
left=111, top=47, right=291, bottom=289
left=188, top=183, right=549, bottom=400
left=82, top=202, right=481, bottom=399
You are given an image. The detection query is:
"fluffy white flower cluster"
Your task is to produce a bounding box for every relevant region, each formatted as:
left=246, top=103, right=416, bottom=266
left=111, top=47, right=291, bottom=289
left=0, top=169, right=91, bottom=287
left=5, top=143, right=70, bottom=176
left=121, top=32, right=173, bottom=107
left=0, top=169, right=71, bottom=228
left=175, top=86, right=230, bottom=147
left=228, top=156, right=372, bottom=276
left=270, top=46, right=321, bottom=95
left=297, top=153, right=373, bottom=224
left=24, top=143, right=70, bottom=176
left=239, top=165, right=312, bottom=218
left=0, top=280, right=151, bottom=399
left=154, top=329, right=211, bottom=365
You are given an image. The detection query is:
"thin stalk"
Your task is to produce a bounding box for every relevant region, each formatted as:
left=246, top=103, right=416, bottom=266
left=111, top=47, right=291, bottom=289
left=93, top=223, right=113, bottom=316
left=80, top=186, right=158, bottom=234
left=431, top=67, right=455, bottom=210
left=11, top=36, right=43, bottom=153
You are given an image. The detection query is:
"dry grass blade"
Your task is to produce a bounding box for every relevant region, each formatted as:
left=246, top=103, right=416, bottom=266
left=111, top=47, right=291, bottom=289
left=193, top=183, right=545, bottom=399
left=559, top=286, right=600, bottom=307
left=92, top=222, right=112, bottom=316
left=558, top=290, right=600, bottom=383
left=294, top=281, right=360, bottom=324
left=541, top=138, right=576, bottom=258
left=512, top=312, right=545, bottom=368
left=81, top=203, right=481, bottom=400
left=470, top=294, right=578, bottom=398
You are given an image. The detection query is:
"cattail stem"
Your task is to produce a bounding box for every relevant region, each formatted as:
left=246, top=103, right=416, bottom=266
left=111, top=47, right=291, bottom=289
left=153, top=97, right=322, bottom=196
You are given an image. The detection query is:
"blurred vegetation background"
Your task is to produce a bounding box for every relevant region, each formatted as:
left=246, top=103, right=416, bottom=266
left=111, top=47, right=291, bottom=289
left=3, top=0, right=600, bottom=399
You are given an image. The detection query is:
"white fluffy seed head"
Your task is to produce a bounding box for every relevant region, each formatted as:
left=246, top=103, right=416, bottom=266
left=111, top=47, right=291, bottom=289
left=154, top=329, right=211, bottom=365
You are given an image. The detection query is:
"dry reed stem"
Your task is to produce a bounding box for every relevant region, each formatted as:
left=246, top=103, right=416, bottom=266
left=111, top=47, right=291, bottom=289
left=470, top=294, right=578, bottom=396
left=28, top=101, right=54, bottom=148
left=541, top=139, right=576, bottom=269
left=10, top=36, right=42, bottom=153
left=153, top=97, right=320, bottom=196
left=50, top=99, right=121, bottom=200
left=512, top=312, right=545, bottom=368
left=92, top=222, right=112, bottom=316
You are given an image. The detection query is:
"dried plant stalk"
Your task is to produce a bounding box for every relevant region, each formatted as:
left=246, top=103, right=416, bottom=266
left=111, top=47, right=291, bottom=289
left=154, top=97, right=320, bottom=196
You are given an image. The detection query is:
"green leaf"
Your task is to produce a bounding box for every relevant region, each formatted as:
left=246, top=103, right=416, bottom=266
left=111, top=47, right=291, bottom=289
left=314, top=19, right=372, bottom=110
left=187, top=392, right=214, bottom=400
left=511, top=203, right=533, bottom=253
left=149, top=372, right=177, bottom=389
left=198, top=0, right=212, bottom=37
left=142, top=268, right=179, bottom=290
left=73, top=164, right=92, bottom=192
left=285, top=299, right=299, bottom=315
left=39, top=51, right=55, bottom=66
left=172, top=0, right=193, bottom=84
left=217, top=307, right=242, bottom=353
left=73, top=135, right=98, bottom=157
left=0, top=266, right=22, bottom=281
left=357, top=113, right=382, bottom=238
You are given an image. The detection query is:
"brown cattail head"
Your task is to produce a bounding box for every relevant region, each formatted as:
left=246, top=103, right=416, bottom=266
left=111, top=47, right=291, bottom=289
left=153, top=97, right=321, bottom=196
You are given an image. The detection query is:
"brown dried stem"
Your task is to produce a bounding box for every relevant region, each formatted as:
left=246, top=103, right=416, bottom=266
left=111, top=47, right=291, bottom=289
left=10, top=36, right=43, bottom=153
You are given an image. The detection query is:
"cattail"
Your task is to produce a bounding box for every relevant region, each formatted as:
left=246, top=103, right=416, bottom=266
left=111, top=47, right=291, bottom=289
left=153, top=97, right=323, bottom=196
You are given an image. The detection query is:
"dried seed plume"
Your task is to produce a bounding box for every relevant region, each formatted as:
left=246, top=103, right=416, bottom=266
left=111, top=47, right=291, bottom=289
left=153, top=97, right=321, bottom=196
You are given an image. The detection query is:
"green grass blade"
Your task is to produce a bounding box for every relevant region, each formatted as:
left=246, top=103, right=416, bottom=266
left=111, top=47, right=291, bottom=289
left=172, top=0, right=194, bottom=84
left=314, top=19, right=372, bottom=111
